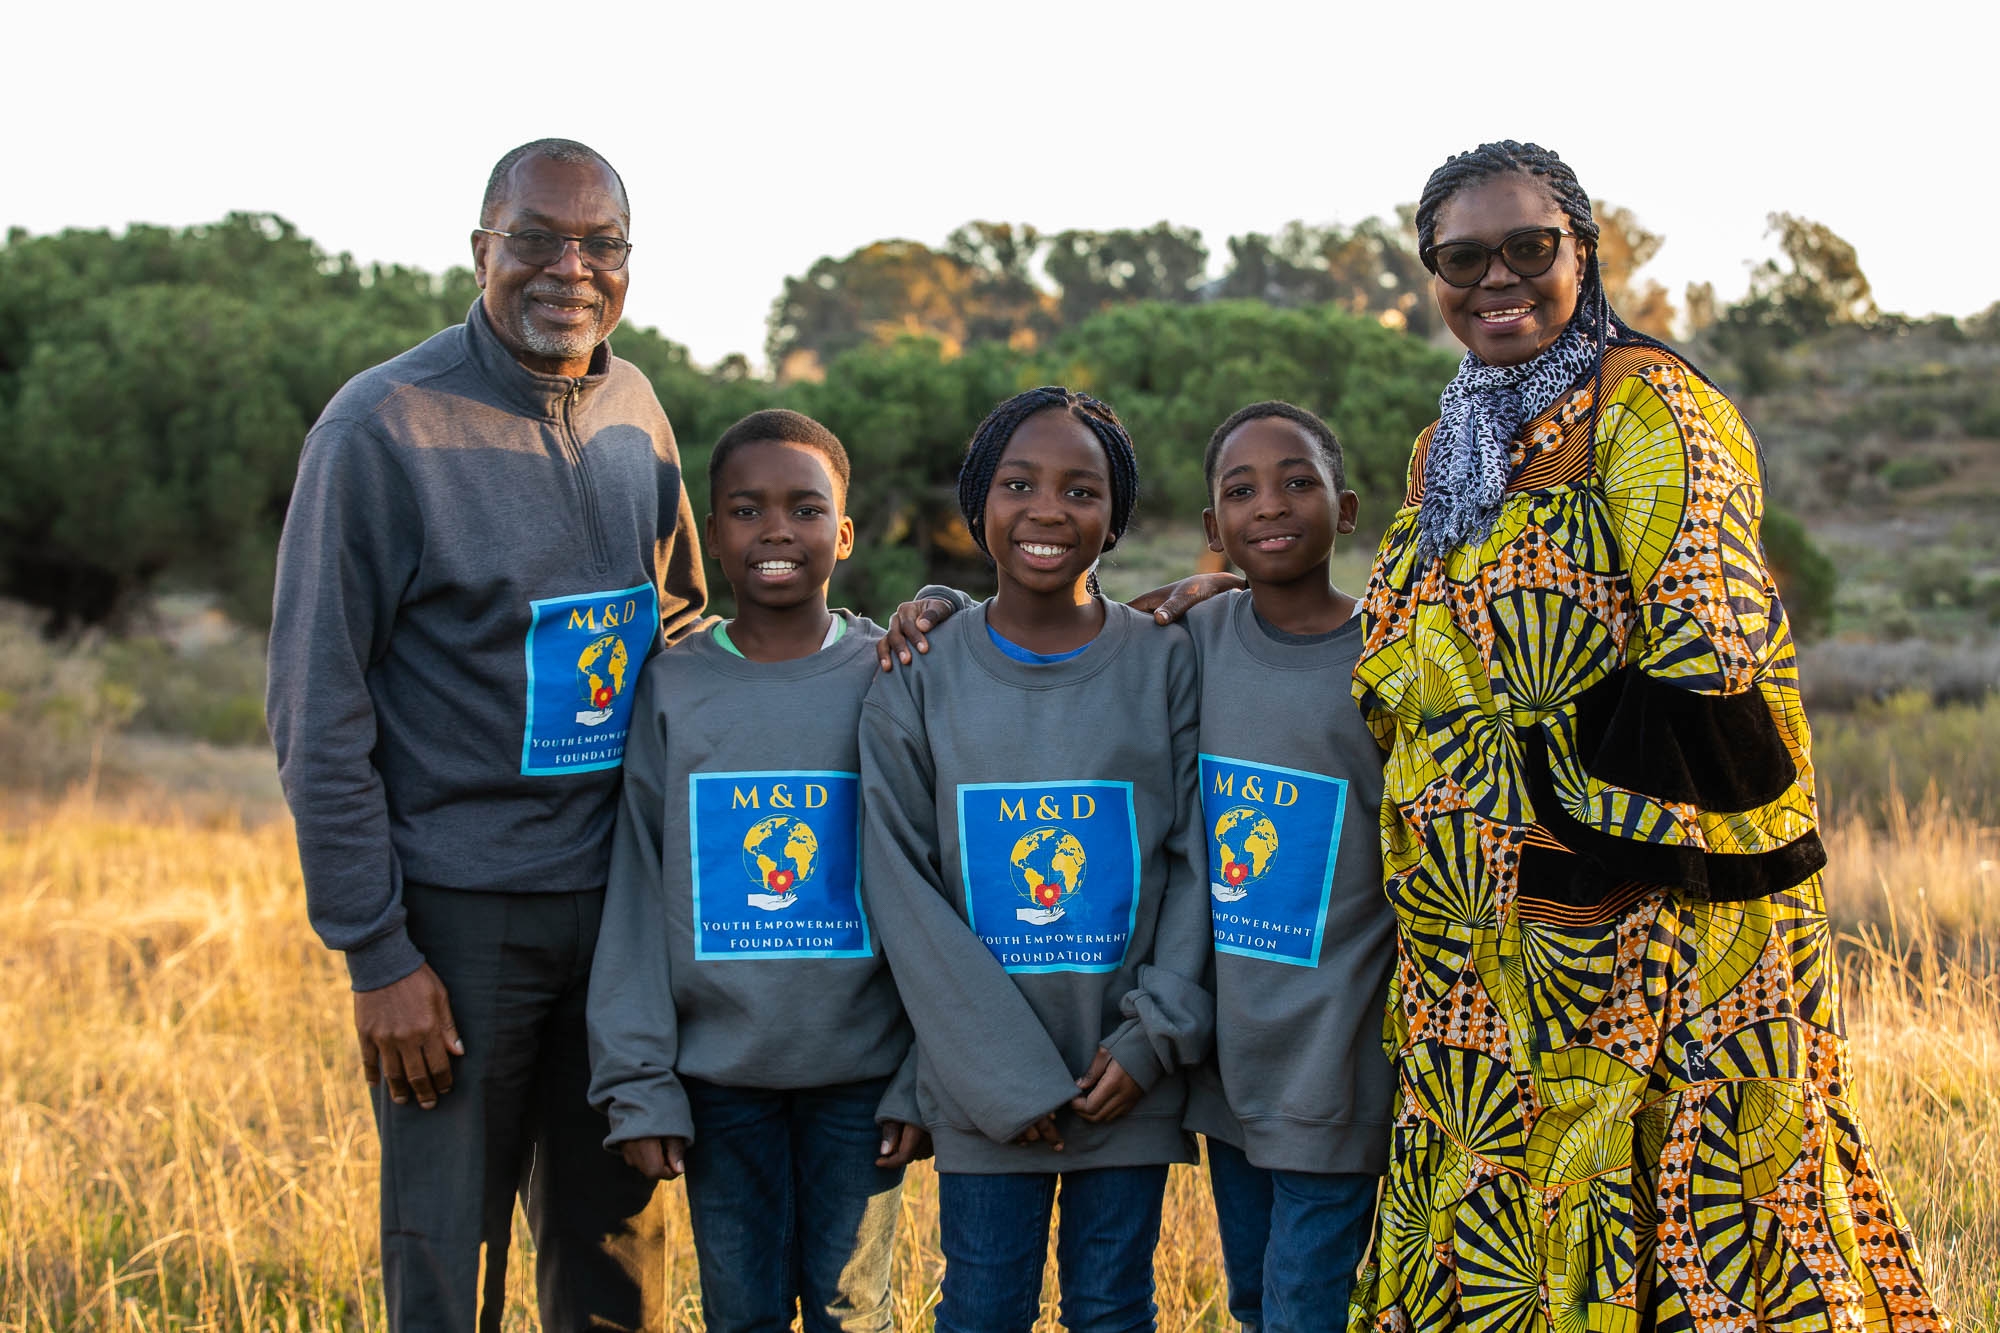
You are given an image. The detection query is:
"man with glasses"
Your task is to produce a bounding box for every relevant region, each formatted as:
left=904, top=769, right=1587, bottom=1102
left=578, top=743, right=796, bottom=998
left=267, top=138, right=702, bottom=1331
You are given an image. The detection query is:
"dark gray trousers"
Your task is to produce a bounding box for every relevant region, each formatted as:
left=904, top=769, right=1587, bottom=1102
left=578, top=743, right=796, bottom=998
left=376, top=882, right=667, bottom=1332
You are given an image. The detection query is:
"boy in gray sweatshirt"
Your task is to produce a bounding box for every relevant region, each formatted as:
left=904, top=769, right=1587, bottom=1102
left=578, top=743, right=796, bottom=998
left=859, top=388, right=1212, bottom=1333
left=1181, top=403, right=1395, bottom=1333
left=587, top=411, right=924, bottom=1333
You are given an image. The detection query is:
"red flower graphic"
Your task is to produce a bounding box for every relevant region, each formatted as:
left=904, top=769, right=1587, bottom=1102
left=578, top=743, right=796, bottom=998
left=592, top=684, right=615, bottom=709
left=1223, top=861, right=1248, bottom=886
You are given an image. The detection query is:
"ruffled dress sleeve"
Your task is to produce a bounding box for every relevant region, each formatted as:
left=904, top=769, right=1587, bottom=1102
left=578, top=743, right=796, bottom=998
left=1576, top=353, right=1825, bottom=899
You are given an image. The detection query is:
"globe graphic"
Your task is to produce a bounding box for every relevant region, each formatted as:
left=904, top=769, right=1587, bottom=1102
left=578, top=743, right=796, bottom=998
left=1213, top=806, right=1279, bottom=889
left=742, top=815, right=819, bottom=895
left=575, top=632, right=629, bottom=711
left=1008, top=826, right=1087, bottom=910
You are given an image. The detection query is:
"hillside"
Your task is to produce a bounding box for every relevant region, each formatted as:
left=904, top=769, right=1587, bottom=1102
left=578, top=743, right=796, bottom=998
left=1720, top=321, right=2000, bottom=703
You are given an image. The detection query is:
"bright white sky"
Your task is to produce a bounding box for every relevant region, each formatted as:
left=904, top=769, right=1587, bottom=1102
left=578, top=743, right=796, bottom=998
left=12, top=0, right=1992, bottom=369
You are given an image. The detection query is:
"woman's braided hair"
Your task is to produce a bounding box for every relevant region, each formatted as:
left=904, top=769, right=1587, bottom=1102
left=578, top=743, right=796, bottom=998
left=956, top=385, right=1140, bottom=596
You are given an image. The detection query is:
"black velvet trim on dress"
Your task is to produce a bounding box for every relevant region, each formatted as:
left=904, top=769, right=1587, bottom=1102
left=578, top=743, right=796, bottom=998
left=1517, top=719, right=1827, bottom=906
left=1571, top=667, right=1796, bottom=812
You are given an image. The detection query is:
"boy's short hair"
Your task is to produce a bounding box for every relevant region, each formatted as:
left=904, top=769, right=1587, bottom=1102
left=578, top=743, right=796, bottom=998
left=709, top=409, right=852, bottom=505
left=1203, top=401, right=1345, bottom=495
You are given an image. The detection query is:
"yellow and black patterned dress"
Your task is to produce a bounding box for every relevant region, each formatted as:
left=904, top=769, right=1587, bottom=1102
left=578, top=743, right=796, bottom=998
left=1350, top=343, right=1947, bottom=1332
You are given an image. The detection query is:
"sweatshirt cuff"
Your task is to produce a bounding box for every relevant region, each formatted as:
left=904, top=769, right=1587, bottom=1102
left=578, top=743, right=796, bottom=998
left=1103, top=1020, right=1167, bottom=1094
left=344, top=931, right=426, bottom=993
left=917, top=584, right=976, bottom=613
left=1107, top=963, right=1215, bottom=1092
left=603, top=1079, right=696, bottom=1149
left=875, top=1049, right=921, bottom=1128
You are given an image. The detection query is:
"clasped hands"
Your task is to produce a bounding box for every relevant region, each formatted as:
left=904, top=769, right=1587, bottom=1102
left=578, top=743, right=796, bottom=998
left=1013, top=1047, right=1143, bottom=1151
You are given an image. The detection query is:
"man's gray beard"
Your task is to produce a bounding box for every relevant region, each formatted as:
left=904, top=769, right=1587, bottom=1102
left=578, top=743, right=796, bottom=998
left=514, top=311, right=606, bottom=363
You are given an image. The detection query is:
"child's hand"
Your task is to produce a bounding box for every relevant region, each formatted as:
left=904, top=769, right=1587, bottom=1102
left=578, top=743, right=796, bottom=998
left=877, top=597, right=959, bottom=670
left=1013, top=1113, right=1066, bottom=1151
left=1127, top=572, right=1245, bottom=625
left=619, top=1135, right=687, bottom=1181
left=1070, top=1048, right=1142, bottom=1123
left=876, top=1120, right=933, bottom=1168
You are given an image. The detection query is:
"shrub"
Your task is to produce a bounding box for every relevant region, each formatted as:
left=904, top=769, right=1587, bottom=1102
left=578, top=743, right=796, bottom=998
left=1900, top=549, right=1974, bottom=611
left=1881, top=456, right=1948, bottom=491
left=1762, top=506, right=1837, bottom=639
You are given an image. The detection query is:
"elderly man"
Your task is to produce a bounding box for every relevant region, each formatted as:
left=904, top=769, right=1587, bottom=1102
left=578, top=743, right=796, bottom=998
left=267, top=138, right=702, bottom=1331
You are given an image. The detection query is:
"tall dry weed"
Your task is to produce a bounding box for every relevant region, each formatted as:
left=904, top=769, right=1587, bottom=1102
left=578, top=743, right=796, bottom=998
left=0, top=794, right=1989, bottom=1330
left=0, top=798, right=1229, bottom=1332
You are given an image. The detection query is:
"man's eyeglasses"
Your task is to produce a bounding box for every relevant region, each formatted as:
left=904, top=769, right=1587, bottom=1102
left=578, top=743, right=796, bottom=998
left=1421, top=227, right=1573, bottom=288
left=475, top=228, right=634, bottom=272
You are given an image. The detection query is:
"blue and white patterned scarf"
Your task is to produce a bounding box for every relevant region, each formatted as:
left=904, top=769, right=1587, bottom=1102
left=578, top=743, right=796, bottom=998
left=1416, top=324, right=1596, bottom=563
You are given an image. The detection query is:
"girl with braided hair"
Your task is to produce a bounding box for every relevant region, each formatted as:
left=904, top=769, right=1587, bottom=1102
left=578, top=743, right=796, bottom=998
left=1349, top=141, right=1948, bottom=1330
left=858, top=387, right=1213, bottom=1331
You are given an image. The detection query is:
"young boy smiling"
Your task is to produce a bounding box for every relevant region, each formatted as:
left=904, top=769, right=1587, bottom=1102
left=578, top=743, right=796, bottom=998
left=586, top=409, right=925, bottom=1333
left=1180, top=402, right=1395, bottom=1332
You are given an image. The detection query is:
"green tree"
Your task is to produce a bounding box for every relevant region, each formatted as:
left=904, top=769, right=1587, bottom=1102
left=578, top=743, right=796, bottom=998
left=0, top=216, right=480, bottom=629
left=1592, top=201, right=1675, bottom=339
left=1705, top=213, right=1877, bottom=390
left=763, top=239, right=982, bottom=378
left=1043, top=223, right=1208, bottom=326
left=1045, top=300, right=1457, bottom=526
left=1760, top=506, right=1837, bottom=639
left=942, top=222, right=1059, bottom=349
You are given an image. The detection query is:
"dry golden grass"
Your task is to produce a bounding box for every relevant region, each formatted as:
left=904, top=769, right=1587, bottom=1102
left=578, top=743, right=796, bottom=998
left=0, top=792, right=1990, bottom=1331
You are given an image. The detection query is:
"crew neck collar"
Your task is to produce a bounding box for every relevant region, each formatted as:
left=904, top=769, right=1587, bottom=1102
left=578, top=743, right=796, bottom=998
left=688, top=610, right=871, bottom=681
left=964, top=599, right=1131, bottom=688
left=714, top=615, right=845, bottom=659
left=1231, top=589, right=1359, bottom=669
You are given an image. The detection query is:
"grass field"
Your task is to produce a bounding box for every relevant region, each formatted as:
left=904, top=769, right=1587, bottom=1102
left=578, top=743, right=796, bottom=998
left=0, top=789, right=1992, bottom=1332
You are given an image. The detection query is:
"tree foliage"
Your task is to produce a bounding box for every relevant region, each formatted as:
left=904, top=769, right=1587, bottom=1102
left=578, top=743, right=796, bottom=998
left=0, top=215, right=476, bottom=628
left=1218, top=217, right=1437, bottom=337
left=1701, top=213, right=1879, bottom=391
left=1, top=206, right=1855, bottom=630
left=1592, top=202, right=1675, bottom=340
left=1761, top=505, right=1838, bottom=640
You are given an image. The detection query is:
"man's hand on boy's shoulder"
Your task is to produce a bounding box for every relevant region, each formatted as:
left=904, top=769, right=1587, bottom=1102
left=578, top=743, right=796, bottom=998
left=874, top=571, right=1248, bottom=672
left=619, top=1135, right=687, bottom=1181
left=875, top=1120, right=933, bottom=1168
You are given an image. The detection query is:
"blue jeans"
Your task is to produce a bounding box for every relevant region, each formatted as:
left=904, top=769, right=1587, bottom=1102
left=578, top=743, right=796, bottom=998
left=681, top=1075, right=905, bottom=1333
left=935, top=1165, right=1169, bottom=1333
left=1205, top=1139, right=1377, bottom=1333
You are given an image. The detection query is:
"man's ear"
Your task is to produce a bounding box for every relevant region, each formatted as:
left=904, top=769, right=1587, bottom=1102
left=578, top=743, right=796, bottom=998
left=1202, top=507, right=1225, bottom=554
left=1336, top=491, right=1359, bottom=536
left=835, top=514, right=856, bottom=561
left=703, top=512, right=717, bottom=551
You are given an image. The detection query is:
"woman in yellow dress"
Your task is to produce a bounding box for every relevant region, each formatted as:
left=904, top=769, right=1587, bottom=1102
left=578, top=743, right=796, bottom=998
left=1350, top=140, right=1948, bottom=1331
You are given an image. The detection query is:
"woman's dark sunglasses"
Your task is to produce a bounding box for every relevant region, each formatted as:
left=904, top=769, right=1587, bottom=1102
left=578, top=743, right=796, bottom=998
left=1421, top=227, right=1573, bottom=288
left=474, top=227, right=634, bottom=272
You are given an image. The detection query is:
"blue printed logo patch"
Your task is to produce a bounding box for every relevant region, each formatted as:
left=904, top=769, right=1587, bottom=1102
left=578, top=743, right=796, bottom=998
left=956, top=781, right=1140, bottom=974
left=1200, top=755, right=1348, bottom=967
left=521, top=584, right=659, bottom=776
left=689, top=771, right=868, bottom=960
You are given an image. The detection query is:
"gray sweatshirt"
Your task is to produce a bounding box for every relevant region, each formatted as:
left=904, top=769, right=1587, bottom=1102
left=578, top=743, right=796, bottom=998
left=586, top=615, right=912, bottom=1146
left=1181, top=590, right=1395, bottom=1174
left=859, top=601, right=1213, bottom=1174
left=267, top=300, right=707, bottom=991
